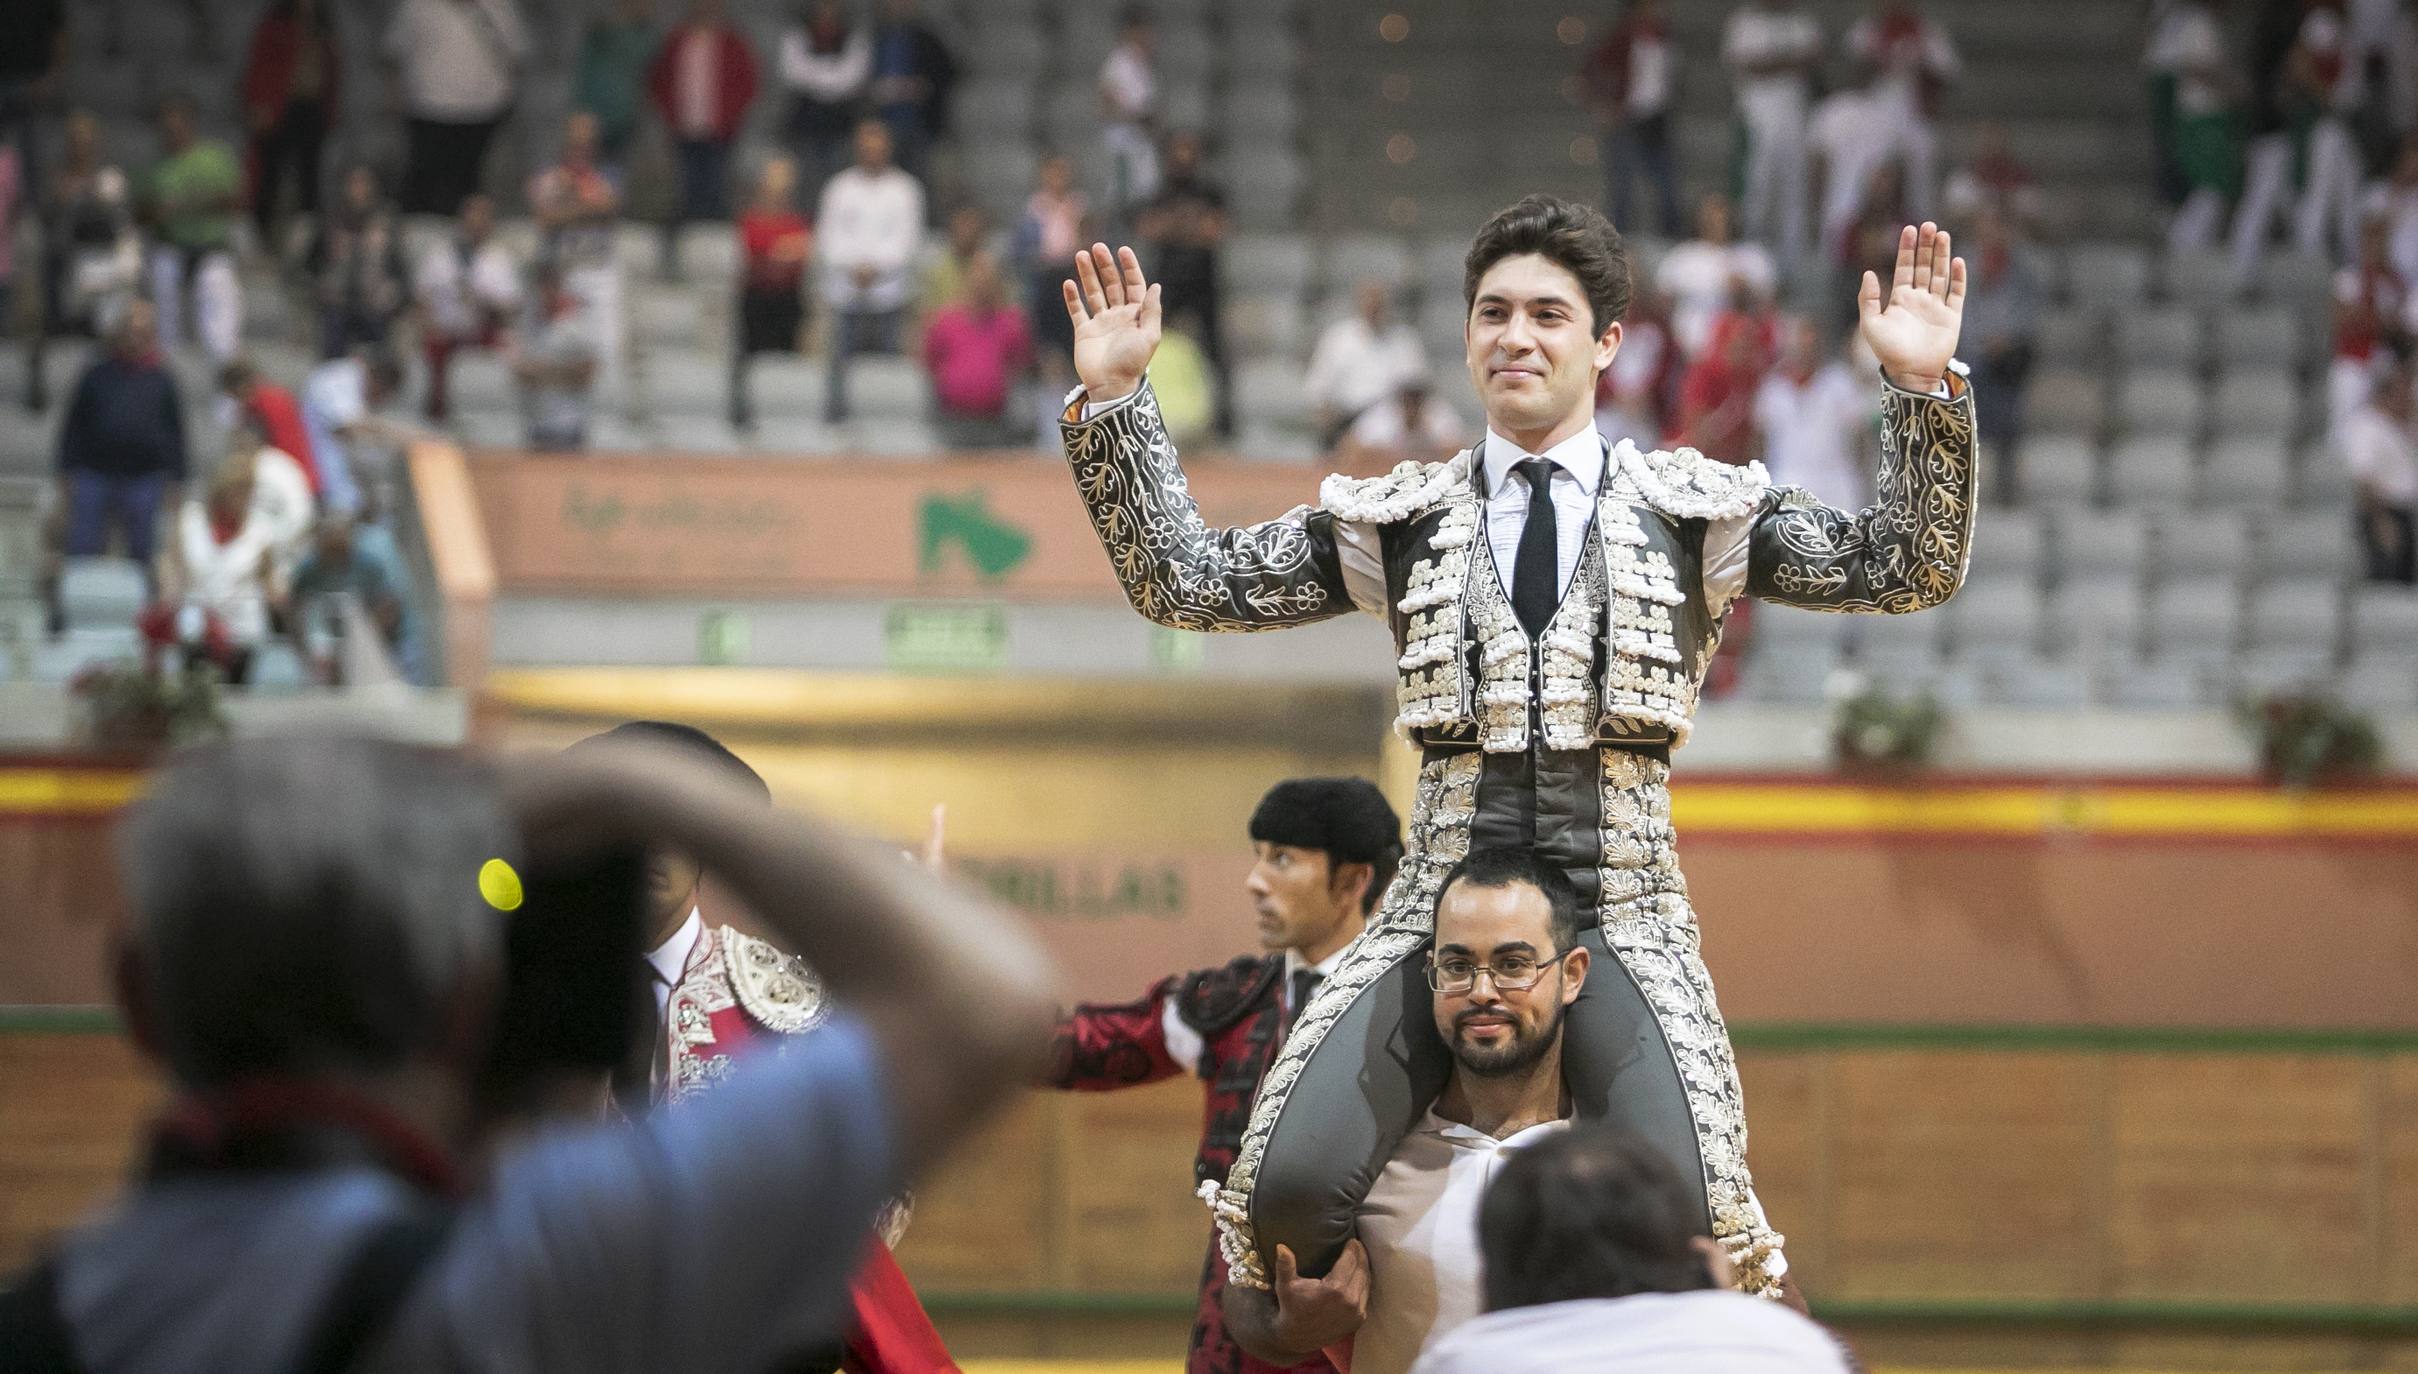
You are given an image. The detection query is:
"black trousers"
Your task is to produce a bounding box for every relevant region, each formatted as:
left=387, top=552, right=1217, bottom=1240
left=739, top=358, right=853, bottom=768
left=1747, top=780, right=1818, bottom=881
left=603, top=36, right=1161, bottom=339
left=250, top=100, right=328, bottom=240
left=401, top=115, right=502, bottom=217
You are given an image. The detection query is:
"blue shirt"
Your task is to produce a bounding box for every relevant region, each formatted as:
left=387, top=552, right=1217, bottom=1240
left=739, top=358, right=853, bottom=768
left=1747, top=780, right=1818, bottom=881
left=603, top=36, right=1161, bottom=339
left=56, top=1014, right=895, bottom=1374
left=57, top=354, right=186, bottom=481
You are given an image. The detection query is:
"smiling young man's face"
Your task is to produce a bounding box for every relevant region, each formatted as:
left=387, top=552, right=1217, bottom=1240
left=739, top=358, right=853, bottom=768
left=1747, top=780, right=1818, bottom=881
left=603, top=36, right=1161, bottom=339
left=1429, top=879, right=1587, bottom=1079
left=1464, top=252, right=1623, bottom=442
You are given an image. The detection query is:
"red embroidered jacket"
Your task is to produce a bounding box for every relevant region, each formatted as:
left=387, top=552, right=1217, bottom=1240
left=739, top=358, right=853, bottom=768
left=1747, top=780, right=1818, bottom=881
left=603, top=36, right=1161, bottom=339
left=1046, top=954, right=1335, bottom=1374
left=666, top=925, right=956, bottom=1374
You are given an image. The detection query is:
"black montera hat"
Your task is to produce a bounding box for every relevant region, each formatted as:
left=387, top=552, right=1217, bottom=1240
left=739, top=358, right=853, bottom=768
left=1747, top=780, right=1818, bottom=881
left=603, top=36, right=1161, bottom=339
left=1247, top=777, right=1402, bottom=864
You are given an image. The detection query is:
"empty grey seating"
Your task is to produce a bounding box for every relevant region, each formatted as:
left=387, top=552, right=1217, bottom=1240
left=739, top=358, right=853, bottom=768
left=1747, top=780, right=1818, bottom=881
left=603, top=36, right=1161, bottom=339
left=2159, top=248, right=2237, bottom=307
left=2152, top=508, right=2251, bottom=583
left=1974, top=510, right=2046, bottom=577
left=2019, top=368, right=2104, bottom=437
left=1738, top=639, right=1842, bottom=704
left=655, top=415, right=744, bottom=454
left=2116, top=369, right=2204, bottom=435
left=2108, top=435, right=2197, bottom=506
left=58, top=558, right=148, bottom=629
left=1155, top=25, right=1220, bottom=82
left=2036, top=307, right=2104, bottom=366
left=2210, top=369, right=2302, bottom=438
left=646, top=352, right=736, bottom=417
left=2253, top=251, right=2333, bottom=305
left=2262, top=510, right=2354, bottom=578
left=1749, top=602, right=1856, bottom=655
left=2115, top=306, right=2203, bottom=370
left=36, top=626, right=143, bottom=683
left=2144, top=581, right=2241, bottom=662
left=2105, top=658, right=2210, bottom=709
left=2349, top=586, right=2418, bottom=655
left=2049, top=577, right=2144, bottom=663
left=2066, top=242, right=2153, bottom=305
left=1856, top=609, right=1944, bottom=674
left=2212, top=306, right=2304, bottom=370
left=1323, top=235, right=1414, bottom=289
left=1948, top=579, right=2043, bottom=653
left=1985, top=657, right=2094, bottom=708
left=2230, top=645, right=2336, bottom=695
left=1233, top=357, right=1310, bottom=428
left=2245, top=578, right=2344, bottom=654
left=2057, top=508, right=2152, bottom=580
left=1229, top=293, right=1310, bottom=354
left=952, top=83, right=1037, bottom=138
left=2017, top=434, right=2097, bottom=505
left=2292, top=442, right=2353, bottom=508
left=1224, top=85, right=1303, bottom=143
left=2338, top=653, right=2418, bottom=710
left=1227, top=233, right=1316, bottom=295
left=2201, top=436, right=2292, bottom=506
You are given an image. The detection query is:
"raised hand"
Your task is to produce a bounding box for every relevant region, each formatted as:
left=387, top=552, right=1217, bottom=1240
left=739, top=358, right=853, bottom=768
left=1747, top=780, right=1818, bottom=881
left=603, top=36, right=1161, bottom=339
left=1063, top=242, right=1162, bottom=402
left=1857, top=221, right=1966, bottom=394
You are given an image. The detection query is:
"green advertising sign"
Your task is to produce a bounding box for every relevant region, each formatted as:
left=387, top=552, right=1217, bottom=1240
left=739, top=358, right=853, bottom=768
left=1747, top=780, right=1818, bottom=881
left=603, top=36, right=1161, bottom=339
left=886, top=602, right=1009, bottom=673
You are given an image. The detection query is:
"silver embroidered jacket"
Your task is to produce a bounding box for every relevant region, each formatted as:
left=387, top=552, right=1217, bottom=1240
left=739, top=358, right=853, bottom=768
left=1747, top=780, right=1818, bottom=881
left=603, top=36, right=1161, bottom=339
left=1061, top=374, right=1977, bottom=750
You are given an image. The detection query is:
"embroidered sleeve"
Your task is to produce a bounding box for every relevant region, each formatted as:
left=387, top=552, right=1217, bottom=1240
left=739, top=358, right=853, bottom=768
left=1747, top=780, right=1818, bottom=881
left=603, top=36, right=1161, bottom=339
left=1044, top=977, right=1187, bottom=1090
left=1743, top=372, right=1977, bottom=613
left=1062, top=381, right=1355, bottom=632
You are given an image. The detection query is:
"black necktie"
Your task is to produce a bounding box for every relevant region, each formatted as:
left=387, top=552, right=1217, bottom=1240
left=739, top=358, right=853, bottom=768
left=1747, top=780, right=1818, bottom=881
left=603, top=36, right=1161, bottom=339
left=611, top=974, right=668, bottom=1114
left=1287, top=968, right=1322, bottom=1032
left=1511, top=458, right=1559, bottom=637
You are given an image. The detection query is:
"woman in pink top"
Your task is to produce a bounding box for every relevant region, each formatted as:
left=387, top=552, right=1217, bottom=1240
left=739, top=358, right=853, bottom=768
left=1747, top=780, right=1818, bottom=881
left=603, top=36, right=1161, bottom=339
left=922, top=249, right=1032, bottom=451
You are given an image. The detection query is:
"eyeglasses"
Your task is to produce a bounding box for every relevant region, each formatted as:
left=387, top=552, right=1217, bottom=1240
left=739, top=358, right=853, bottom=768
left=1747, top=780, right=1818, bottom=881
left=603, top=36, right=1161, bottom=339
left=1425, top=951, right=1561, bottom=995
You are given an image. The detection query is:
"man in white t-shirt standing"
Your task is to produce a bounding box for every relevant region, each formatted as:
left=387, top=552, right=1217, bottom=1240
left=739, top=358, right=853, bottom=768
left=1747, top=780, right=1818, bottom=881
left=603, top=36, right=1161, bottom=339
left=1754, top=316, right=1874, bottom=510
left=1306, top=279, right=1428, bottom=449
left=1100, top=6, right=1160, bottom=223
left=818, top=117, right=926, bottom=424
left=1724, top=0, right=1824, bottom=270
left=2345, top=349, right=2418, bottom=585
left=1222, top=848, right=1595, bottom=1374
left=1845, top=1, right=1959, bottom=220
left=1410, top=1127, right=1852, bottom=1374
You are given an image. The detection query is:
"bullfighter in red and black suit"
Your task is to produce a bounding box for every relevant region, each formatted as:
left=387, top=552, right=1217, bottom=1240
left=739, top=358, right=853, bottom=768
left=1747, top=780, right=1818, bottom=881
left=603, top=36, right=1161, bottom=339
left=1045, top=777, right=1403, bottom=1374
left=585, top=720, right=956, bottom=1374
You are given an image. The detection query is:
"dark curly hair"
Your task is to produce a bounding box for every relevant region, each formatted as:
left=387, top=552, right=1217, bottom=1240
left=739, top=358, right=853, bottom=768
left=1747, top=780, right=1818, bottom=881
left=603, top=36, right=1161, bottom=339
left=1462, top=194, right=1634, bottom=339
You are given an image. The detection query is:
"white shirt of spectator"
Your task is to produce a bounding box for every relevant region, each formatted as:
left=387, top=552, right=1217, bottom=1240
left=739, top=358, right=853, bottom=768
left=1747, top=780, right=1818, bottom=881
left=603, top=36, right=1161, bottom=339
left=1349, top=394, right=1470, bottom=458
left=1846, top=12, right=1959, bottom=122
left=817, top=165, right=927, bottom=312
left=2343, top=403, right=2418, bottom=506
left=383, top=0, right=528, bottom=123
left=1754, top=362, right=1874, bottom=511
left=1723, top=7, right=1823, bottom=128
left=1101, top=40, right=1156, bottom=124
left=416, top=238, right=524, bottom=340
left=780, top=24, right=871, bottom=103
left=522, top=298, right=602, bottom=443
left=1156, top=944, right=1350, bottom=1076
left=1305, top=315, right=1429, bottom=422
left=1350, top=1110, right=1570, bottom=1374
left=676, top=28, right=721, bottom=139
left=2145, top=3, right=2231, bottom=118
left=176, top=501, right=282, bottom=648
left=1624, top=28, right=1674, bottom=118
left=1656, top=240, right=1778, bottom=359
left=248, top=446, right=316, bottom=577
left=1408, top=1290, right=1855, bottom=1374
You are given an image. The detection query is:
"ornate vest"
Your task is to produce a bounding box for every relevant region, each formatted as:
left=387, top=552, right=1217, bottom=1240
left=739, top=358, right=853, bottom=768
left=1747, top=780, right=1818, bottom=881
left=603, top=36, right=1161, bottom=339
left=1320, top=441, right=1771, bottom=754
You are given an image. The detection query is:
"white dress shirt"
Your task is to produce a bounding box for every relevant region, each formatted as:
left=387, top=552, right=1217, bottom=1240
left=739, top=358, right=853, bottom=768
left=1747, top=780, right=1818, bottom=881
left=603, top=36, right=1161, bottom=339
left=816, top=166, right=926, bottom=311
left=645, top=909, right=706, bottom=1024
left=383, top=0, right=527, bottom=122
left=1478, top=426, right=1606, bottom=603
left=1409, top=1290, right=1854, bottom=1374
left=1724, top=8, right=1823, bottom=128
left=1157, top=942, right=1349, bottom=1076
left=1351, top=1110, right=1571, bottom=1374
left=1305, top=316, right=1429, bottom=421
left=779, top=26, right=871, bottom=102
left=2344, top=403, right=2418, bottom=506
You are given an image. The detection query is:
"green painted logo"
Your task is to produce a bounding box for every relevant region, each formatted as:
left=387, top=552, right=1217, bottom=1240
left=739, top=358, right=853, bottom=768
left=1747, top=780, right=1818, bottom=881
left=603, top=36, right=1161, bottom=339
left=919, top=491, right=1033, bottom=582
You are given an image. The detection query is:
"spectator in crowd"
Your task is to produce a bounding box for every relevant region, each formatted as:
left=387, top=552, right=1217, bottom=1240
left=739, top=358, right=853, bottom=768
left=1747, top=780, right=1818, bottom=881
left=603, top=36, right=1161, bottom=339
left=2233, top=3, right=2365, bottom=274
left=2374, top=137, right=2418, bottom=285
left=142, top=93, right=246, bottom=362
left=922, top=247, right=1031, bottom=449
left=27, top=111, right=141, bottom=410
left=1224, top=848, right=1586, bottom=1374
left=529, top=112, right=627, bottom=413
left=1594, top=286, right=1675, bottom=451
left=285, top=513, right=415, bottom=682
left=302, top=347, right=408, bottom=518
left=1943, top=121, right=2048, bottom=235
left=239, top=0, right=341, bottom=249
left=385, top=0, right=528, bottom=216
left=150, top=449, right=284, bottom=685
left=1137, top=129, right=1233, bottom=436
left=1339, top=372, right=1470, bottom=473
left=514, top=259, right=601, bottom=452
left=867, top=0, right=957, bottom=185
left=2344, top=0, right=2418, bottom=155
left=2329, top=210, right=2414, bottom=434
left=51, top=300, right=185, bottom=582
left=15, top=730, right=1056, bottom=1371
left=574, top=0, right=659, bottom=183
left=2144, top=1, right=2241, bottom=254
left=1016, top=151, right=1090, bottom=415
left=918, top=204, right=994, bottom=336
left=1581, top=0, right=1679, bottom=238
left=1963, top=207, right=2041, bottom=500
left=230, top=419, right=318, bottom=571
left=1100, top=6, right=1160, bottom=224
left=1656, top=194, right=1778, bottom=361
left=1811, top=81, right=1891, bottom=266
left=1675, top=318, right=1767, bottom=458
left=1407, top=1126, right=1851, bottom=1374
left=0, top=0, right=65, bottom=186
left=1846, top=0, right=1959, bottom=219
left=415, top=191, right=524, bottom=423
left=1752, top=317, right=1873, bottom=510
left=731, top=156, right=811, bottom=431
left=818, top=118, right=924, bottom=424
left=0, top=138, right=18, bottom=380
left=1149, top=305, right=1220, bottom=449
left=649, top=0, right=759, bottom=280
left=1723, top=0, right=1822, bottom=269
left=218, top=357, right=323, bottom=496
left=306, top=164, right=411, bottom=359
left=779, top=0, right=872, bottom=202
left=1305, top=278, right=1426, bottom=451
left=2344, top=346, right=2417, bottom=583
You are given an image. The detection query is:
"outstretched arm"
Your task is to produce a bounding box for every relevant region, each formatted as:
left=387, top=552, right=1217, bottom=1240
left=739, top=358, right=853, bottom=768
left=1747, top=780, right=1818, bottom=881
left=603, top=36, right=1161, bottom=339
left=1059, top=244, right=1355, bottom=632
left=1744, top=223, right=1977, bottom=613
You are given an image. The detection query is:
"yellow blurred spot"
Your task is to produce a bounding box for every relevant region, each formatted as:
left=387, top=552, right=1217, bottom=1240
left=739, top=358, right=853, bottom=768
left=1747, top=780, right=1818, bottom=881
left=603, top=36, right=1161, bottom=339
left=479, top=858, right=525, bottom=912
left=1381, top=73, right=1411, bottom=102
left=1378, top=13, right=1408, bottom=41
left=1569, top=135, right=1598, bottom=165
left=1385, top=134, right=1416, bottom=165
left=1386, top=197, right=1420, bottom=226
left=1557, top=16, right=1588, bottom=45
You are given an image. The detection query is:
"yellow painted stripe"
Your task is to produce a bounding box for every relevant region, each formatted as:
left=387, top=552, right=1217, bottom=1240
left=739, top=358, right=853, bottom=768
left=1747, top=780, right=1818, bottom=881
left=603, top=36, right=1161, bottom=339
left=0, top=769, right=145, bottom=815
left=1673, top=783, right=2418, bottom=838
